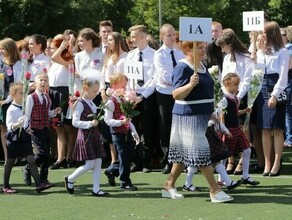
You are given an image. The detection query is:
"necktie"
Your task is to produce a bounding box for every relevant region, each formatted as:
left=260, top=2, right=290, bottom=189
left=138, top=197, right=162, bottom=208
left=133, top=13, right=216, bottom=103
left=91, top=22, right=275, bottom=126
left=137, top=51, right=144, bottom=86
left=170, top=50, right=177, bottom=68
left=41, top=93, right=46, bottom=107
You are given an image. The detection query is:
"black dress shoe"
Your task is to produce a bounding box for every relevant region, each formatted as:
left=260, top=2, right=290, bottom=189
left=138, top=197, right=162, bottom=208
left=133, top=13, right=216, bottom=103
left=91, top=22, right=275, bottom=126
left=50, top=160, right=67, bottom=170
left=233, top=170, right=243, bottom=175
left=269, top=171, right=280, bottom=177
left=64, top=176, right=74, bottom=194
left=162, top=164, right=172, bottom=174
left=120, top=184, right=138, bottom=191
left=240, top=177, right=260, bottom=186
left=36, top=183, right=51, bottom=193
left=227, top=180, right=241, bottom=191
left=104, top=170, right=116, bottom=186
left=262, top=172, right=269, bottom=176
left=92, top=190, right=110, bottom=197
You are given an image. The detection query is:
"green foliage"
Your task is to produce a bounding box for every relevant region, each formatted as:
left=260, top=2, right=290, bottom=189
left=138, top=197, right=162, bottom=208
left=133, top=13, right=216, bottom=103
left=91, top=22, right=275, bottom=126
left=0, top=0, right=291, bottom=42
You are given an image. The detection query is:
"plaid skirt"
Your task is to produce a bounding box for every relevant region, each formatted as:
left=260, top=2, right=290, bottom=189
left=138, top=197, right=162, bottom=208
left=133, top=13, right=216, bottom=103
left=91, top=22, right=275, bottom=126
left=168, top=114, right=212, bottom=167
left=223, top=127, right=250, bottom=156
left=206, top=125, right=229, bottom=163
left=72, top=127, right=106, bottom=161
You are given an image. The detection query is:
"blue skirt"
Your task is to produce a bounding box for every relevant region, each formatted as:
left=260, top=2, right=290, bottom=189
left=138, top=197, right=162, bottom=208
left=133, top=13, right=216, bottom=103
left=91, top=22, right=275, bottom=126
left=256, top=74, right=285, bottom=129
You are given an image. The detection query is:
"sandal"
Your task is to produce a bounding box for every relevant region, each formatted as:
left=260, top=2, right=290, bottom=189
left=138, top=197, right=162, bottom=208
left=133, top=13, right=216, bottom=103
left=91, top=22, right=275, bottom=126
left=234, top=163, right=243, bottom=175
left=226, top=162, right=234, bottom=175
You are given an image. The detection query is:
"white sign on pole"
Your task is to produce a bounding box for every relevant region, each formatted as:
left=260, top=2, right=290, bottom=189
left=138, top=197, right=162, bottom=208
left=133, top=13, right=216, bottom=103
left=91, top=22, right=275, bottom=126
left=124, top=60, right=143, bottom=80
left=179, top=17, right=212, bottom=42
left=242, top=11, right=264, bottom=31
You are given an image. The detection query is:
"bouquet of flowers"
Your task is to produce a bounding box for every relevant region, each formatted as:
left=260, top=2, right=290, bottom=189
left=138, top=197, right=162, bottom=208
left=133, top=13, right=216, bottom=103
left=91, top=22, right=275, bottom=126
left=0, top=73, right=4, bottom=122
left=66, top=90, right=80, bottom=119
left=0, top=73, right=4, bottom=100
left=20, top=49, right=29, bottom=79
left=243, top=67, right=264, bottom=131
left=68, top=63, right=75, bottom=95
left=119, top=90, right=140, bottom=118
left=87, top=102, right=109, bottom=121
left=19, top=72, right=31, bottom=136
left=208, top=65, right=226, bottom=115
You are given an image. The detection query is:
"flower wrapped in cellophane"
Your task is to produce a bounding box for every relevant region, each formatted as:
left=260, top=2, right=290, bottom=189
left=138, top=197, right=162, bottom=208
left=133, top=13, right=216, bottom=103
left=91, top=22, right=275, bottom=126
left=208, top=65, right=226, bottom=115
left=19, top=72, right=31, bottom=136
left=243, top=67, right=265, bottom=130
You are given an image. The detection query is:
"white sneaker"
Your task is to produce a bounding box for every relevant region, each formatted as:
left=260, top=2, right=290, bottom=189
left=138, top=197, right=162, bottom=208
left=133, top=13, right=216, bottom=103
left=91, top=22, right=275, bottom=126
left=162, top=188, right=184, bottom=199
left=210, top=191, right=234, bottom=203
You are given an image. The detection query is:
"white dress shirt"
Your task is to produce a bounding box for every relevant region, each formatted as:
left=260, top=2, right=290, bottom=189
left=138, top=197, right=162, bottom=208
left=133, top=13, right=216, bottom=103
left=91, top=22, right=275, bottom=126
left=125, top=46, right=156, bottom=98
left=222, top=52, right=253, bottom=99
left=100, top=51, right=128, bottom=91
left=104, top=95, right=137, bottom=133
left=28, top=53, right=51, bottom=81
left=74, top=47, right=104, bottom=92
left=6, top=102, right=25, bottom=132
left=72, top=98, right=97, bottom=129
left=257, top=48, right=290, bottom=98
left=154, top=44, right=185, bottom=95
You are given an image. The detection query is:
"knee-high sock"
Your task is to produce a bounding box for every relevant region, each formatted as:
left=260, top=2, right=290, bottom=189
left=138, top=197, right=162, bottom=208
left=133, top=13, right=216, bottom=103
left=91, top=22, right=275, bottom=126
left=215, top=163, right=232, bottom=186
left=242, top=148, right=251, bottom=179
left=185, top=166, right=197, bottom=186
left=217, top=160, right=226, bottom=182
left=92, top=158, right=102, bottom=193
left=68, top=160, right=95, bottom=183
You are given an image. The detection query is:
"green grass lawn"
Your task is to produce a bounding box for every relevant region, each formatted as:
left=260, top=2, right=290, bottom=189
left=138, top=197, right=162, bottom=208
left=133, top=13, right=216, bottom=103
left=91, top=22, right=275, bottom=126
left=1, top=149, right=292, bottom=220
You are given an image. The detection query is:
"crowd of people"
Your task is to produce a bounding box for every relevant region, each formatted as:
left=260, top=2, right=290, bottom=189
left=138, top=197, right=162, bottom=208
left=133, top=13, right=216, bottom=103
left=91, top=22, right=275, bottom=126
left=0, top=17, right=291, bottom=203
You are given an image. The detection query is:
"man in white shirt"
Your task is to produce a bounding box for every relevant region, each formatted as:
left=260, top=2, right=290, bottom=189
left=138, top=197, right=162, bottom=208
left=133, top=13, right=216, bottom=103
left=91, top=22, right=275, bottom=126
left=99, top=20, right=113, bottom=54
left=154, top=24, right=184, bottom=174
left=125, top=25, right=158, bottom=173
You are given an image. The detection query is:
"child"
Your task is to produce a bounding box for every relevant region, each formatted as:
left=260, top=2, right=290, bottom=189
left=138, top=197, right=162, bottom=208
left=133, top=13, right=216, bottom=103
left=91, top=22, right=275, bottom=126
left=64, top=75, right=109, bottom=196
left=3, top=82, right=51, bottom=193
left=221, top=73, right=260, bottom=185
left=23, top=73, right=61, bottom=187
left=104, top=73, right=140, bottom=191
left=183, top=114, right=241, bottom=192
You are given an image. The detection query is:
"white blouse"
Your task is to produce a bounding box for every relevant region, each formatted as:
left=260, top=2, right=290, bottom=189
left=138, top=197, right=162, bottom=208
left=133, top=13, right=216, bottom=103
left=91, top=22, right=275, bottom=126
left=222, top=52, right=252, bottom=99
left=28, top=53, right=51, bottom=81
left=48, top=62, right=69, bottom=87
left=72, top=98, right=97, bottom=129
left=74, top=47, right=104, bottom=92
left=257, top=48, right=290, bottom=98
left=100, top=51, right=128, bottom=91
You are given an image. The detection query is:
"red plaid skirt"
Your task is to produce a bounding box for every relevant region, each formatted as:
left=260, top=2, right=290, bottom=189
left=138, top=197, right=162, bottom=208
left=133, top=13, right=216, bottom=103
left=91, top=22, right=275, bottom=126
left=222, top=127, right=250, bottom=156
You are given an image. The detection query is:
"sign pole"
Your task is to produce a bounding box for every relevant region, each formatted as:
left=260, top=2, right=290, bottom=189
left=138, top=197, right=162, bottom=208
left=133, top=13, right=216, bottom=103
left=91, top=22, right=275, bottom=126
left=193, top=41, right=198, bottom=73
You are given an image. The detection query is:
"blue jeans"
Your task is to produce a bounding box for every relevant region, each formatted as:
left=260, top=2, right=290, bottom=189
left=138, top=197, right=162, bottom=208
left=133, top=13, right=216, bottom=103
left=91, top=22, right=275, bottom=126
left=111, top=132, right=134, bottom=187
left=285, top=80, right=292, bottom=145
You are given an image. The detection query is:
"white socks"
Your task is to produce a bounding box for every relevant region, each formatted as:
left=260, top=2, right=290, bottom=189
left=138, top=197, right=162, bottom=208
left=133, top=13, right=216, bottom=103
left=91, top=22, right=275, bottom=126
left=215, top=163, right=232, bottom=186
left=185, top=166, right=197, bottom=186
left=68, top=159, right=102, bottom=191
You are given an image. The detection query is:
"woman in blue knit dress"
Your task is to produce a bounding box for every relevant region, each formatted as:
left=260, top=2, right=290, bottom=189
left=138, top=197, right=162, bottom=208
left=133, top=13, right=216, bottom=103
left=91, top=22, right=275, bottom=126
left=162, top=41, right=233, bottom=203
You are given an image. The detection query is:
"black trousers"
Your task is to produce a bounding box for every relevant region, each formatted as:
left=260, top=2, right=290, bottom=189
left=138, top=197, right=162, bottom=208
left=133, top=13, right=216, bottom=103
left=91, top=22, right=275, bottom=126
left=132, top=93, right=159, bottom=168
left=156, top=92, right=174, bottom=164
